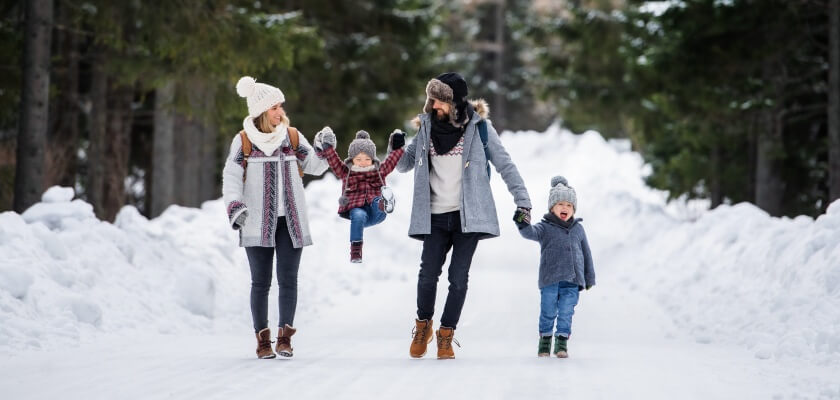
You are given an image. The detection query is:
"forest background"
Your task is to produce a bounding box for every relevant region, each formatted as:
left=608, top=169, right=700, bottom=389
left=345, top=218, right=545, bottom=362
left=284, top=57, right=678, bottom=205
left=2, top=0, right=839, bottom=220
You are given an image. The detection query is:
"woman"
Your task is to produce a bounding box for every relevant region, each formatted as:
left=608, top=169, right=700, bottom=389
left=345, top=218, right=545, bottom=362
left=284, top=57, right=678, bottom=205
left=222, top=76, right=328, bottom=359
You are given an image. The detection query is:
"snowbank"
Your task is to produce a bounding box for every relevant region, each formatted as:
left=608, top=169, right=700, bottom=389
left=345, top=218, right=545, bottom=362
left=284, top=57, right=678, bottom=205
left=1, top=124, right=838, bottom=367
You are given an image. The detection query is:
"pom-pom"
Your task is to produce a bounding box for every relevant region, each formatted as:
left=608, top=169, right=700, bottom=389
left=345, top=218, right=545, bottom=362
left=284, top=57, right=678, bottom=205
left=236, top=76, right=256, bottom=98
left=551, top=176, right=568, bottom=187
left=355, top=130, right=370, bottom=139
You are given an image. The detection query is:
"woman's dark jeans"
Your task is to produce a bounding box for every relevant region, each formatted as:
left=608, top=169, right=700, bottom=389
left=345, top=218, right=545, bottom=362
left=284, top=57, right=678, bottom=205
left=245, top=217, right=302, bottom=332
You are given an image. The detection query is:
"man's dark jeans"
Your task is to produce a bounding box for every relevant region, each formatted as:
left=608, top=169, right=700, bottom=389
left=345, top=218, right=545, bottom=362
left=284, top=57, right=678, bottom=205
left=245, top=217, right=302, bottom=332
left=416, top=211, right=481, bottom=329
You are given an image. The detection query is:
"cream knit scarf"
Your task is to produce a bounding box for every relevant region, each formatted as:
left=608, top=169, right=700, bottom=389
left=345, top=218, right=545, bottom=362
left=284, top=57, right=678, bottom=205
left=243, top=116, right=287, bottom=156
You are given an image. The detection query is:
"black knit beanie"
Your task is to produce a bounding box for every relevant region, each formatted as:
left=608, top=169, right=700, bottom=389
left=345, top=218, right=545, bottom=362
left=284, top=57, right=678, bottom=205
left=436, top=72, right=468, bottom=108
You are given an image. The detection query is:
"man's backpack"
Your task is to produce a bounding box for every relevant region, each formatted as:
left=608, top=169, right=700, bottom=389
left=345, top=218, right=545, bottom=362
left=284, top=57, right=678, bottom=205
left=239, top=127, right=305, bottom=182
left=477, top=120, right=491, bottom=179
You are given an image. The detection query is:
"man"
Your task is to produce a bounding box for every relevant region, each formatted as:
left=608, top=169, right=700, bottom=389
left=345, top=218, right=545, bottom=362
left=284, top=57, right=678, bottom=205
left=395, top=72, right=532, bottom=359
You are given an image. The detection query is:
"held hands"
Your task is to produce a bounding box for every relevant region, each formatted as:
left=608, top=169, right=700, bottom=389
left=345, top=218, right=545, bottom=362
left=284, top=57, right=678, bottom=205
left=513, top=207, right=531, bottom=229
left=314, top=126, right=336, bottom=152
left=389, top=129, right=406, bottom=151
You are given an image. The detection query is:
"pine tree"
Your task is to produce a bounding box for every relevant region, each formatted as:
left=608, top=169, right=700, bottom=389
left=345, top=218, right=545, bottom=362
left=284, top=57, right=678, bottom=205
left=13, top=0, right=52, bottom=212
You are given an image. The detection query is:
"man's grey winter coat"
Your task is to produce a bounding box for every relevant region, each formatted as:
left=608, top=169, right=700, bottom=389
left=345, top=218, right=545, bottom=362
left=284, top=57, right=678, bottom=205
left=518, top=215, right=596, bottom=290
left=396, top=100, right=531, bottom=240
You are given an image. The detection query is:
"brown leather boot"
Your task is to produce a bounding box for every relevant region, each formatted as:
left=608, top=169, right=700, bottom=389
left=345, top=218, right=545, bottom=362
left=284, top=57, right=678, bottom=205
left=436, top=326, right=458, bottom=359
left=276, top=324, right=296, bottom=357
left=350, top=241, right=363, bottom=263
left=255, top=328, right=276, bottom=359
left=409, top=319, right=434, bottom=358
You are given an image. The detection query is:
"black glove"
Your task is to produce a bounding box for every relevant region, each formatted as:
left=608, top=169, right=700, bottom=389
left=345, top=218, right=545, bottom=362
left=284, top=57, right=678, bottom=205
left=513, top=207, right=531, bottom=228
left=390, top=129, right=406, bottom=151
left=585, top=285, right=593, bottom=291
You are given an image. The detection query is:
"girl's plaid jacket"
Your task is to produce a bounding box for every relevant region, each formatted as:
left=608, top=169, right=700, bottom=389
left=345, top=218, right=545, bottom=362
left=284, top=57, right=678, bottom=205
left=319, top=145, right=405, bottom=219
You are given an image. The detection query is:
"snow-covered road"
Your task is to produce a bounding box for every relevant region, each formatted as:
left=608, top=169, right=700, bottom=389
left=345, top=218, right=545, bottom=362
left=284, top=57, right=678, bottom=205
left=2, top=260, right=833, bottom=399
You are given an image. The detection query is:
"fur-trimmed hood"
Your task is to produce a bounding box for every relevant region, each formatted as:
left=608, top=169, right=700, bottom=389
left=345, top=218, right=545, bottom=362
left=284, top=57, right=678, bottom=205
left=412, top=99, right=490, bottom=129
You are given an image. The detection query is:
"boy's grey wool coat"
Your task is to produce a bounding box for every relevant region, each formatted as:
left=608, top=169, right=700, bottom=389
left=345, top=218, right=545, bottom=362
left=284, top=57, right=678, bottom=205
left=396, top=99, right=531, bottom=240
left=518, top=216, right=596, bottom=290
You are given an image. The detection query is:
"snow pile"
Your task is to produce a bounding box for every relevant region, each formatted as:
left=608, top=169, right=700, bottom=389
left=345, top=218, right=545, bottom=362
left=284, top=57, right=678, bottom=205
left=496, top=128, right=840, bottom=366
left=1, top=124, right=838, bottom=367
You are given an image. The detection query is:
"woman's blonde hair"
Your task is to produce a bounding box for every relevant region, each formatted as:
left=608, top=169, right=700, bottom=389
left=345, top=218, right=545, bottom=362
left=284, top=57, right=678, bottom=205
left=255, top=112, right=290, bottom=133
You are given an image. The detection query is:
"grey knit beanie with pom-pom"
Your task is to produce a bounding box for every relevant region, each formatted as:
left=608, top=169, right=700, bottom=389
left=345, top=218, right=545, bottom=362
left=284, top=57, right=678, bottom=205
left=345, top=130, right=381, bottom=166
left=548, top=176, right=577, bottom=211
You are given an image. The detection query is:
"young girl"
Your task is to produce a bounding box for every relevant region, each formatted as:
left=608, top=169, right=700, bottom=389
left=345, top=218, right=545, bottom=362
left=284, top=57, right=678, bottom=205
left=514, top=176, right=596, bottom=358
left=314, top=128, right=405, bottom=263
left=222, top=76, right=328, bottom=359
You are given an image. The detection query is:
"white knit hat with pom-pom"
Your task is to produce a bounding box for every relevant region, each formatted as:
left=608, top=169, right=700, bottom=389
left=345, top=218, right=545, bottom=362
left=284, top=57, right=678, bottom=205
left=548, top=176, right=577, bottom=211
left=236, top=76, right=285, bottom=118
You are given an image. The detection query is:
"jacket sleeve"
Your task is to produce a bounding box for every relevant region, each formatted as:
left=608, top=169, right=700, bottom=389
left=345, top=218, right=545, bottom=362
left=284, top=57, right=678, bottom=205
left=581, top=227, right=596, bottom=287
left=221, top=135, right=248, bottom=229
left=517, top=221, right=544, bottom=242
left=396, top=134, right=418, bottom=173
left=297, top=132, right=329, bottom=176
left=379, top=148, right=405, bottom=178
left=483, top=120, right=532, bottom=209
left=322, top=146, right=349, bottom=180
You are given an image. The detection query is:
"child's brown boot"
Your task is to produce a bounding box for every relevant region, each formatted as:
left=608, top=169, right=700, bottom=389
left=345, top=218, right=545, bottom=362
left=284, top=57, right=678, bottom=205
left=350, top=241, right=363, bottom=263
left=409, top=319, right=434, bottom=358
left=276, top=324, right=296, bottom=357
left=255, top=328, right=276, bottom=359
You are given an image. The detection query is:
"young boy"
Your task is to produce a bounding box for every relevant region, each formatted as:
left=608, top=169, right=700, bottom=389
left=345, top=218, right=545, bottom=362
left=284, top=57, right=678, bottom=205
left=314, top=128, right=405, bottom=263
left=514, top=176, right=595, bottom=358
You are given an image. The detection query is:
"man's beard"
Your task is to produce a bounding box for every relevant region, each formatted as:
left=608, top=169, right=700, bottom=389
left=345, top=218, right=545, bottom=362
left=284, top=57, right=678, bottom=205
left=434, top=108, right=448, bottom=121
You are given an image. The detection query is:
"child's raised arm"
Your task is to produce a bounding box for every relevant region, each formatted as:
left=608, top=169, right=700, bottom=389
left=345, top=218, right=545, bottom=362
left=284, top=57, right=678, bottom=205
left=314, top=127, right=349, bottom=179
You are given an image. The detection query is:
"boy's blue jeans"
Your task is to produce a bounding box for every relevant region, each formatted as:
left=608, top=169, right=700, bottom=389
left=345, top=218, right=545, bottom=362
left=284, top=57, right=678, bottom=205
left=349, top=196, right=387, bottom=242
left=539, top=281, right=580, bottom=337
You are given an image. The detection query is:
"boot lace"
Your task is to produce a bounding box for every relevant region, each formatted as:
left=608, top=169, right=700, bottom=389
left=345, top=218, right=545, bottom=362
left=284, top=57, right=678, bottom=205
left=411, top=326, right=427, bottom=344
left=438, top=333, right=461, bottom=350
left=258, top=338, right=273, bottom=352
left=277, top=336, right=291, bottom=347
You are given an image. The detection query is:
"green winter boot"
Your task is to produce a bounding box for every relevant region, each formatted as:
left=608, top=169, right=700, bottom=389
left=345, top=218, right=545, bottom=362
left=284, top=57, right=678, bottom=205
left=538, top=336, right=552, bottom=357
left=554, top=335, right=568, bottom=358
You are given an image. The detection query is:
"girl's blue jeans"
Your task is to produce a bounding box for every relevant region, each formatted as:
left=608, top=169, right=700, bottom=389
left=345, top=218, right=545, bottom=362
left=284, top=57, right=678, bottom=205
left=349, top=196, right=387, bottom=242
left=539, top=281, right=580, bottom=337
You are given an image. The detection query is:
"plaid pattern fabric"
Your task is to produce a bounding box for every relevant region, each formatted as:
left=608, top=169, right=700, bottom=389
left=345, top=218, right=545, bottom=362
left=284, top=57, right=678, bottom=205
left=321, top=146, right=405, bottom=216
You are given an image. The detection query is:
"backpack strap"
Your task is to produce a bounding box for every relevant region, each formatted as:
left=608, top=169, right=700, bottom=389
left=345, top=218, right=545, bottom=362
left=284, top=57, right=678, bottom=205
left=239, top=130, right=251, bottom=182
left=477, top=120, right=491, bottom=178
left=288, top=127, right=305, bottom=178
left=239, top=128, right=305, bottom=182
